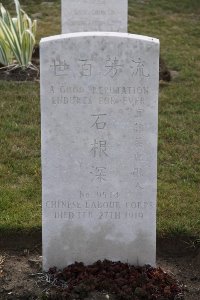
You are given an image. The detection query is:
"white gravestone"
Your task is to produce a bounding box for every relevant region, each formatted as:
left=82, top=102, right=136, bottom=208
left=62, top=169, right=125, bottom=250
left=61, top=0, right=128, bottom=33
left=40, top=32, right=159, bottom=271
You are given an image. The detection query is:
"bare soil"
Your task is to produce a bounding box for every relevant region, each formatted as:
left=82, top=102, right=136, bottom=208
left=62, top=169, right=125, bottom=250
left=0, top=66, right=39, bottom=82
left=0, top=46, right=39, bottom=82
left=0, top=235, right=199, bottom=300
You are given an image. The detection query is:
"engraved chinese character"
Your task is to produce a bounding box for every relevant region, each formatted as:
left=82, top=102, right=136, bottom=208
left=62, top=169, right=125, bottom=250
left=136, top=182, right=144, bottom=190
left=91, top=114, right=107, bottom=130
left=131, top=58, right=149, bottom=77
left=135, top=97, right=145, bottom=106
left=90, top=139, right=108, bottom=157
left=90, top=166, right=106, bottom=183
left=131, top=168, right=144, bottom=177
left=135, top=152, right=145, bottom=161
left=135, top=137, right=144, bottom=148
left=79, top=59, right=92, bottom=76
left=51, top=59, right=70, bottom=76
left=135, top=109, right=144, bottom=118
left=134, top=123, right=144, bottom=133
left=105, top=57, right=123, bottom=78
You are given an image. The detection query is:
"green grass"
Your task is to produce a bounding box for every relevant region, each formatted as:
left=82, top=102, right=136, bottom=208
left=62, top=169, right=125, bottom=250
left=0, top=82, right=41, bottom=232
left=130, top=0, right=200, bottom=237
left=0, top=0, right=200, bottom=238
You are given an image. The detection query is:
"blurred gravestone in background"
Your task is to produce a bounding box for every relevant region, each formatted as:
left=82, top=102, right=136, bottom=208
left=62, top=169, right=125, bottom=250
left=61, top=0, right=128, bottom=33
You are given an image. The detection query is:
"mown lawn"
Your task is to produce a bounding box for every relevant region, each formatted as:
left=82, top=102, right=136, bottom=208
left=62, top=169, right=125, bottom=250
left=0, top=0, right=199, bottom=237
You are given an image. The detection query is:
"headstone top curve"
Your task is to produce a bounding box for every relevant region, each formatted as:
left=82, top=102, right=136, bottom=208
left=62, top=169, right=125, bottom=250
left=40, top=32, right=159, bottom=45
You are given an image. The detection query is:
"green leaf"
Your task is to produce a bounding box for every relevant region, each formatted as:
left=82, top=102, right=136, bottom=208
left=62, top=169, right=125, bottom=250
left=0, top=0, right=37, bottom=67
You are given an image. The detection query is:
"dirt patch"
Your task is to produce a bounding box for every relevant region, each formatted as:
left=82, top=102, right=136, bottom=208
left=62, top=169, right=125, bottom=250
left=45, top=260, right=183, bottom=300
left=159, top=57, right=171, bottom=82
left=0, top=66, right=39, bottom=82
left=0, top=46, right=39, bottom=82
left=0, top=236, right=199, bottom=300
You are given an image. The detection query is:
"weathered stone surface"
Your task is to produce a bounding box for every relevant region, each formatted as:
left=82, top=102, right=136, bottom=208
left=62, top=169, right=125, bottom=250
left=40, top=32, right=160, bottom=271
left=61, top=0, right=128, bottom=33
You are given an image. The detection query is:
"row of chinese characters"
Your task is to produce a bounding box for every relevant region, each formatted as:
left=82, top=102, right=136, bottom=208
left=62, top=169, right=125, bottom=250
left=51, top=57, right=150, bottom=78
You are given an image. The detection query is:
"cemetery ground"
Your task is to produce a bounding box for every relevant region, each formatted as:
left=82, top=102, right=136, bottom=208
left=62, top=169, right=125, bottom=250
left=0, top=0, right=199, bottom=299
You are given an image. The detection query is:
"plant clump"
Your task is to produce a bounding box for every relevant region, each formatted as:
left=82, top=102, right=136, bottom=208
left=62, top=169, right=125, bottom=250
left=45, top=260, right=184, bottom=300
left=0, top=0, right=37, bottom=69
